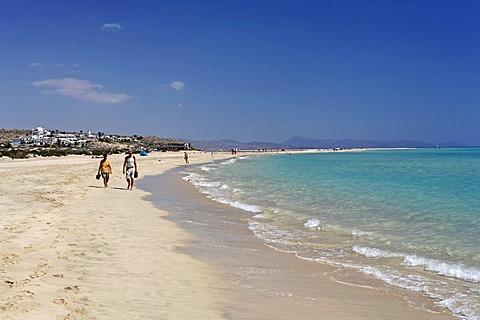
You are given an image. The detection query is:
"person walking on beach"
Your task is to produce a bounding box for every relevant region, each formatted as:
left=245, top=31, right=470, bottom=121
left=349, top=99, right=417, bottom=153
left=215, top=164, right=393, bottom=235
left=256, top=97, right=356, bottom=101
left=97, top=153, right=112, bottom=188
left=123, top=151, right=138, bottom=190
left=184, top=151, right=189, bottom=166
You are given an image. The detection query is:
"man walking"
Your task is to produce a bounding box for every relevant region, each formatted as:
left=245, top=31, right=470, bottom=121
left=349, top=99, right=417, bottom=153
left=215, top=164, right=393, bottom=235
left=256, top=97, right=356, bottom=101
left=123, top=151, right=138, bottom=190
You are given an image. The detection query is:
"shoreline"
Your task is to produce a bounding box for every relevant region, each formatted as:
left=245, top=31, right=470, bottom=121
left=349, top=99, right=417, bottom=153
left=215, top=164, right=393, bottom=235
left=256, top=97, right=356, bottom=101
left=140, top=158, right=455, bottom=320
left=0, top=151, right=455, bottom=319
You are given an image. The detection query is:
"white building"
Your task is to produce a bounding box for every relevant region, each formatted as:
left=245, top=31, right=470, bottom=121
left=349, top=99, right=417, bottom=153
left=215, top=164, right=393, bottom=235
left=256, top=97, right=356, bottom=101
left=11, top=126, right=98, bottom=147
left=31, top=127, right=51, bottom=138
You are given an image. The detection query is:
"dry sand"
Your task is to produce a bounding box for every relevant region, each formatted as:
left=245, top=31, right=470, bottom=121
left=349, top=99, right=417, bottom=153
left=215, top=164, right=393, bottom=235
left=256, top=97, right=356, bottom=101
left=0, top=151, right=454, bottom=319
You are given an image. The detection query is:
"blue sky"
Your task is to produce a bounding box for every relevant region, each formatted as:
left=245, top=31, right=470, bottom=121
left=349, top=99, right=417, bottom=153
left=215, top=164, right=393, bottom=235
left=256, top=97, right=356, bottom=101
left=1, top=1, right=479, bottom=145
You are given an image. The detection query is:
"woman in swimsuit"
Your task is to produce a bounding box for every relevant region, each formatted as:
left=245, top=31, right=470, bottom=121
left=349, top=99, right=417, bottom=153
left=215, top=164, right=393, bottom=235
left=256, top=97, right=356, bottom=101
left=98, top=154, right=112, bottom=188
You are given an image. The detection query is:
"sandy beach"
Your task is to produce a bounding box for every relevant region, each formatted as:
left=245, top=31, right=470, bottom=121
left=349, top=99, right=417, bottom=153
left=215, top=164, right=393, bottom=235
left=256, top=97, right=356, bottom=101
left=0, top=151, right=454, bottom=319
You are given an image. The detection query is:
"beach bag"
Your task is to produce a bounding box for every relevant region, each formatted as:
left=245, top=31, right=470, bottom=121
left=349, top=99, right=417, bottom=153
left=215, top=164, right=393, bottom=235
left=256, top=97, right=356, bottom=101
left=134, top=171, right=138, bottom=178
left=96, top=173, right=101, bottom=180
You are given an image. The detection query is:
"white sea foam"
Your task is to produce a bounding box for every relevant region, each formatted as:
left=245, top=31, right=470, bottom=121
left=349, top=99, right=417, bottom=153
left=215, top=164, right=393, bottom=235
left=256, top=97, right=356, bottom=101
left=248, top=221, right=295, bottom=243
left=182, top=172, right=202, bottom=181
left=361, top=266, right=427, bottom=292
left=351, top=229, right=371, bottom=237
left=213, top=197, right=262, bottom=213
left=437, top=295, right=480, bottom=320
left=352, top=245, right=404, bottom=258
left=220, top=158, right=238, bottom=165
left=304, top=218, right=323, bottom=230
left=403, top=255, right=480, bottom=283
left=361, top=266, right=480, bottom=320
left=321, top=224, right=369, bottom=237
left=181, top=167, right=262, bottom=214
left=192, top=181, right=221, bottom=188
left=354, top=247, right=480, bottom=283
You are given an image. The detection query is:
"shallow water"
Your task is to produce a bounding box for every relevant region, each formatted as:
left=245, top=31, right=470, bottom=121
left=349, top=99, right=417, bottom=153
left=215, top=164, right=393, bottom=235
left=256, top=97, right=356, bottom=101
left=184, top=149, right=480, bottom=319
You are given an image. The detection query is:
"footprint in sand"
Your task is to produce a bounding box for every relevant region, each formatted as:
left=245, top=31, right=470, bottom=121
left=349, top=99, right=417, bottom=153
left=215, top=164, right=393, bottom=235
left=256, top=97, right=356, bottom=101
left=0, top=302, right=16, bottom=311
left=29, top=271, right=47, bottom=279
left=3, top=278, right=30, bottom=288
left=2, top=253, right=20, bottom=265
left=23, top=245, right=35, bottom=251
left=13, top=290, right=35, bottom=300
left=63, top=285, right=79, bottom=291
left=53, top=298, right=67, bottom=305
left=37, top=262, right=52, bottom=269
left=5, top=280, right=15, bottom=288
left=22, top=290, right=35, bottom=297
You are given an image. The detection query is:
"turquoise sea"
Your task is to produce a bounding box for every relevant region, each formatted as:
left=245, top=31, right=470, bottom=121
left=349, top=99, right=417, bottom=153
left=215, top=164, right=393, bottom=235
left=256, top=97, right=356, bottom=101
left=184, top=148, right=480, bottom=319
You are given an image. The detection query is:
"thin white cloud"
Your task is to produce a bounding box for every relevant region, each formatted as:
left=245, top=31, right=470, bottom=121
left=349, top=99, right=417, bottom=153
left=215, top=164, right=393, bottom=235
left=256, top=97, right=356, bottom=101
left=31, top=78, right=130, bottom=104
left=91, top=12, right=98, bottom=24
left=102, top=22, right=124, bottom=32
left=170, top=81, right=186, bottom=91
left=29, top=62, right=79, bottom=69
left=169, top=102, right=184, bottom=108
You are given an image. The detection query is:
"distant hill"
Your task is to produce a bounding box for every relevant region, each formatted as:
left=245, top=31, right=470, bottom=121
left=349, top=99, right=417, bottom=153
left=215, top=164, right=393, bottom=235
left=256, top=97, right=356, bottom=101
left=282, top=136, right=437, bottom=149
left=190, top=139, right=281, bottom=151
left=191, top=136, right=464, bottom=150
left=0, top=128, right=30, bottom=144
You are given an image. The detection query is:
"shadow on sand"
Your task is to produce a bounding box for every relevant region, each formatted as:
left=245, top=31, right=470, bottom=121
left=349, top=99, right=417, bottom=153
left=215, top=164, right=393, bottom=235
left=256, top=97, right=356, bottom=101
left=88, top=185, right=128, bottom=191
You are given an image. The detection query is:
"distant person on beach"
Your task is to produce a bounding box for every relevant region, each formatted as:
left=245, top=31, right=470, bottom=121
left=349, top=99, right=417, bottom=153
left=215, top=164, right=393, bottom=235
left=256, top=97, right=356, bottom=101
left=97, top=154, right=112, bottom=188
left=123, top=151, right=138, bottom=190
left=184, top=152, right=189, bottom=166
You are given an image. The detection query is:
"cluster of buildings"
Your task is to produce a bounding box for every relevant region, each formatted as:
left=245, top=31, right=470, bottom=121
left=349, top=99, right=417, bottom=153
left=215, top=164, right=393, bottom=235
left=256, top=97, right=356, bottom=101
left=11, top=127, right=139, bottom=148
left=10, top=126, right=193, bottom=151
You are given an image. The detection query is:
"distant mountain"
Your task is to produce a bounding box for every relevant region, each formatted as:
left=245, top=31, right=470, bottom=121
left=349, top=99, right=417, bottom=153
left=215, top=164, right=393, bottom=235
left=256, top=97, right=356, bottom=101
left=190, top=136, right=464, bottom=151
left=190, top=139, right=281, bottom=151
left=282, top=136, right=437, bottom=149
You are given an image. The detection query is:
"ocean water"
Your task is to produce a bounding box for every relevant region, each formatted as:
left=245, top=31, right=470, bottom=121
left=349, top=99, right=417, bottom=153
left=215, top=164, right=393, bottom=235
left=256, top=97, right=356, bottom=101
left=183, top=148, right=480, bottom=319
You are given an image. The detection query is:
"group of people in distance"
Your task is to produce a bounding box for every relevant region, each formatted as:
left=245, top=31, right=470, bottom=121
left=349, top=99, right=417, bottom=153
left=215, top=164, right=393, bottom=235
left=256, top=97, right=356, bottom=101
left=97, top=151, right=138, bottom=190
